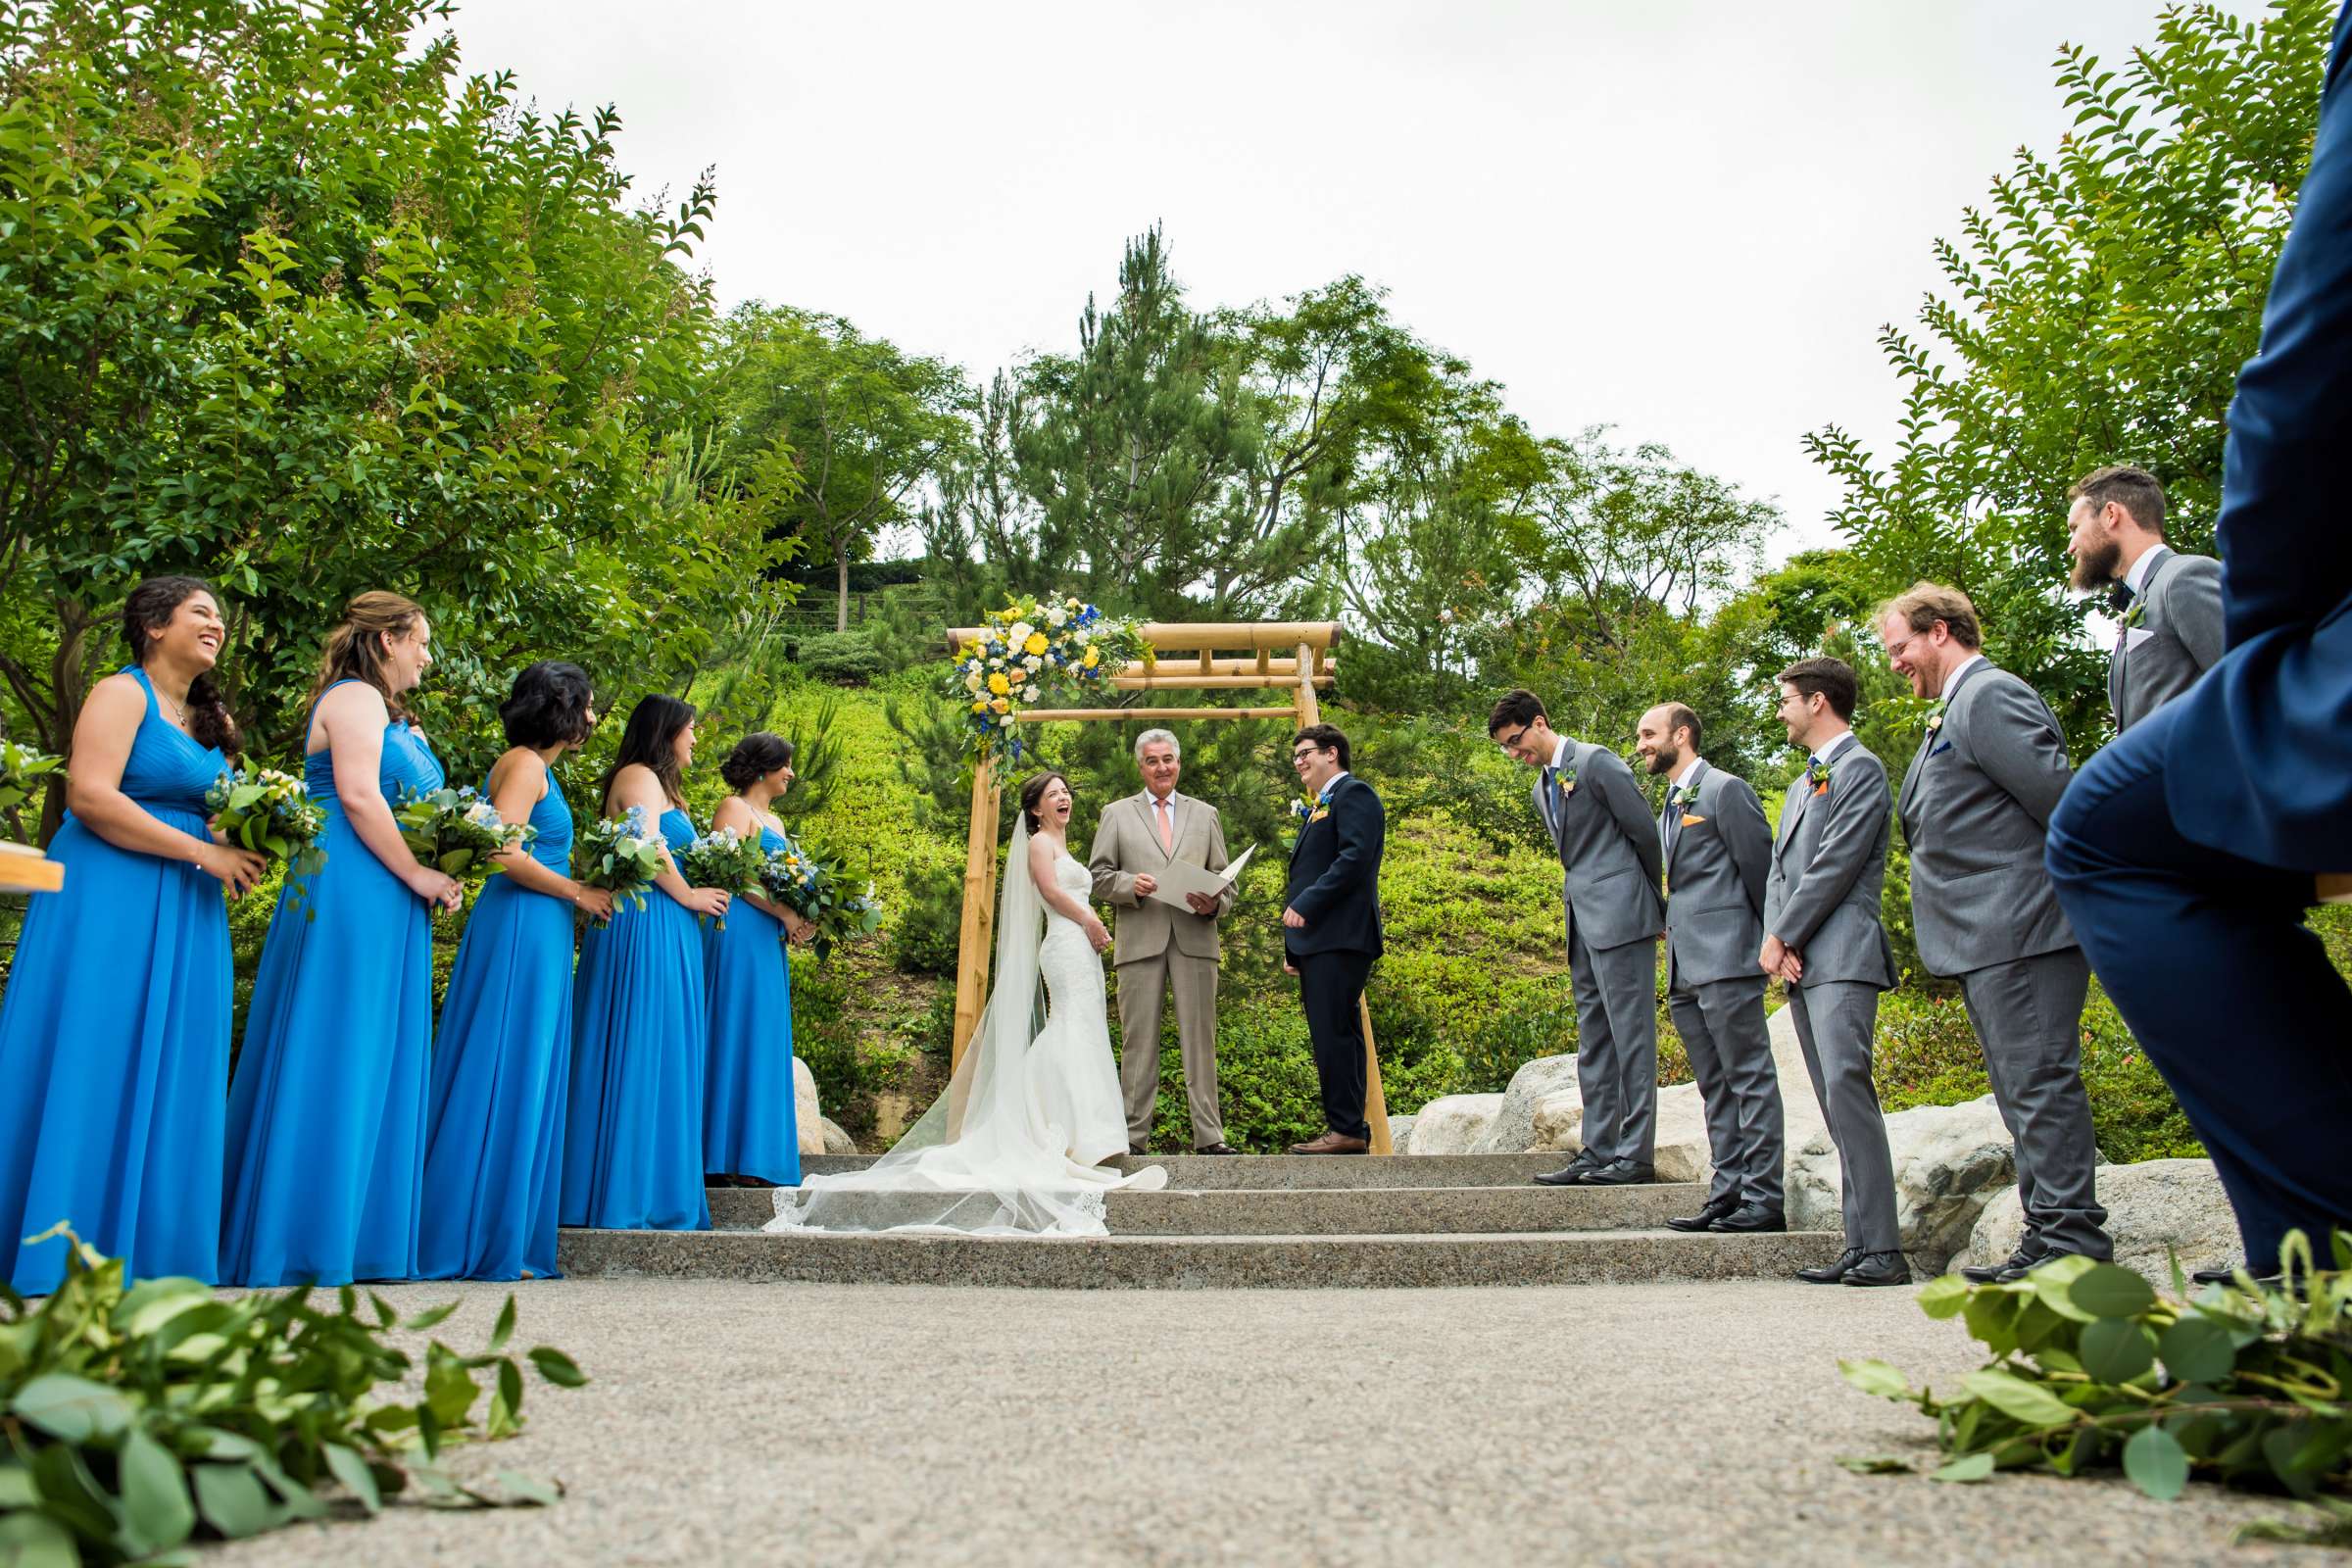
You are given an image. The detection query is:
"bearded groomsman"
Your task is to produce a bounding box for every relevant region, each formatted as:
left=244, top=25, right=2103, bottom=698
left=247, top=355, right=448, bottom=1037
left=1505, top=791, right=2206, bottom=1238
left=2062, top=464, right=2225, bottom=732
left=1632, top=703, right=1784, bottom=1233
left=1090, top=729, right=1240, bottom=1156
left=1488, top=690, right=1664, bottom=1188
left=1879, top=583, right=2114, bottom=1281
left=1762, top=659, right=1908, bottom=1287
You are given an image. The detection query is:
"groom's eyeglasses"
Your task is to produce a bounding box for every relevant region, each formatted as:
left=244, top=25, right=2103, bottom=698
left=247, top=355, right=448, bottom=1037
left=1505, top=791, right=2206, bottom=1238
left=1493, top=725, right=1528, bottom=752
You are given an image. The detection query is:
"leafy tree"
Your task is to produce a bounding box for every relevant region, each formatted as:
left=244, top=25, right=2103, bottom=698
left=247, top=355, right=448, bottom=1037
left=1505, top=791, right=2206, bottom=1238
left=1805, top=0, right=2335, bottom=752
left=0, top=0, right=774, bottom=835
left=710, top=304, right=971, bottom=632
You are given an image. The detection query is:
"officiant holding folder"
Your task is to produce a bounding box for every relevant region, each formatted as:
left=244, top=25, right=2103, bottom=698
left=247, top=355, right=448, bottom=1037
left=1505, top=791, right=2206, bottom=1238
left=1091, top=729, right=1242, bottom=1154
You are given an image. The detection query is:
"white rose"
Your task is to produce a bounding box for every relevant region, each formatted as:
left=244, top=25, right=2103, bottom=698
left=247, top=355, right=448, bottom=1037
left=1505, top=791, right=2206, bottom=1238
left=1023, top=684, right=1041, bottom=703
left=1077, top=630, right=1094, bottom=646
left=965, top=672, right=983, bottom=692
left=1047, top=607, right=1067, bottom=628
left=1008, top=621, right=1035, bottom=646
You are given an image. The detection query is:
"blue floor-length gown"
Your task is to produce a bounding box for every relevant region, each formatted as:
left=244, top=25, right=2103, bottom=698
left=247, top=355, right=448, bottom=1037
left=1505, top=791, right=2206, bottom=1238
left=0, top=668, right=232, bottom=1294
left=561, top=807, right=711, bottom=1230
left=220, top=682, right=444, bottom=1286
left=416, top=768, right=577, bottom=1279
left=702, top=823, right=802, bottom=1186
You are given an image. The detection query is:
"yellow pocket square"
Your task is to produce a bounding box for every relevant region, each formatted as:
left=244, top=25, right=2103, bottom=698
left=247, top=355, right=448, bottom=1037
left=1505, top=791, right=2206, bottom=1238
left=1680, top=813, right=1705, bottom=827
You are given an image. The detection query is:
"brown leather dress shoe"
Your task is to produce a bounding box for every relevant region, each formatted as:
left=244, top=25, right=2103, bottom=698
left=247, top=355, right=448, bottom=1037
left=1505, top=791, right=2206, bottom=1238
left=1287, top=1130, right=1370, bottom=1154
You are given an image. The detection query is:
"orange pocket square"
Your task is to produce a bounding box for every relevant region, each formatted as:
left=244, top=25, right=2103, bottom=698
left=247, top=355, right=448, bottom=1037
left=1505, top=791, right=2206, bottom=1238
left=1680, top=813, right=1705, bottom=827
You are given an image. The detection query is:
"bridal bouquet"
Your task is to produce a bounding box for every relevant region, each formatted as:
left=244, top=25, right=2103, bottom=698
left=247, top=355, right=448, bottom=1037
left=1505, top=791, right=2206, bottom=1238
left=395, top=785, right=532, bottom=883
left=949, top=592, right=1149, bottom=766
left=677, top=825, right=769, bottom=928
left=760, top=837, right=882, bottom=962
left=573, top=807, right=667, bottom=913
left=207, top=765, right=329, bottom=916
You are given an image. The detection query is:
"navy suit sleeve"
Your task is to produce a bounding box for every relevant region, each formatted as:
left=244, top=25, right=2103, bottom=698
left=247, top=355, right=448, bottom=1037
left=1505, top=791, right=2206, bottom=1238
left=1290, top=781, right=1383, bottom=923
left=2213, top=7, right=2352, bottom=645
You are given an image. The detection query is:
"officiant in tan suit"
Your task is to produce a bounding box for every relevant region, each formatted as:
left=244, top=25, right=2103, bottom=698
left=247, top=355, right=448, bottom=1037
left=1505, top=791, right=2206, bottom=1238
left=1090, top=729, right=1240, bottom=1154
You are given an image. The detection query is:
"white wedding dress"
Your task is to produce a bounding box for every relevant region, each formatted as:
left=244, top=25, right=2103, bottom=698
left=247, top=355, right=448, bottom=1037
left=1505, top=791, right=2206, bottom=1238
left=767, top=821, right=1166, bottom=1237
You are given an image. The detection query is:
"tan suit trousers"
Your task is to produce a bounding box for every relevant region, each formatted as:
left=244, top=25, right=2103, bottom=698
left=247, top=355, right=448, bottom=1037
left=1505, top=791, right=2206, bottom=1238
left=1115, top=949, right=1223, bottom=1148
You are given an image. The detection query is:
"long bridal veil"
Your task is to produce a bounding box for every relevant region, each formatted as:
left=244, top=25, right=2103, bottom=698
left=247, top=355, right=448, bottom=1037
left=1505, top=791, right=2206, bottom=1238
left=767, top=817, right=1164, bottom=1237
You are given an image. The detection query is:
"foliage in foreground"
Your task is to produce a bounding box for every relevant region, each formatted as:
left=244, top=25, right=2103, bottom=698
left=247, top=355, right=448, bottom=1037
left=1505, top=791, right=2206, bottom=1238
left=0, top=1228, right=587, bottom=1566
left=1840, top=1234, right=2352, bottom=1501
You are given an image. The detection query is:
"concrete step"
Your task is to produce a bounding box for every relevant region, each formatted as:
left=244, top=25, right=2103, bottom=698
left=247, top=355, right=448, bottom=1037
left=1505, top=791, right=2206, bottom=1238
left=706, top=1181, right=1717, bottom=1236
left=794, top=1152, right=1582, bottom=1192
left=557, top=1225, right=1845, bottom=1290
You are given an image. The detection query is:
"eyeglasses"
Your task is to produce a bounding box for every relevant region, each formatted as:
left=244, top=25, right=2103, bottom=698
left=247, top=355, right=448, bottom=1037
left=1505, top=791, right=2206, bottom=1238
left=1494, top=725, right=1529, bottom=751
left=1882, top=631, right=1922, bottom=662
left=1291, top=747, right=1324, bottom=762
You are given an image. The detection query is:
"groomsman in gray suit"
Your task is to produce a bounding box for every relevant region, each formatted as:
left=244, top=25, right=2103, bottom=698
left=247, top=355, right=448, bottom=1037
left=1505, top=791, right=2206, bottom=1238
left=1488, top=690, right=1664, bottom=1187
left=2063, top=464, right=2225, bottom=732
left=1879, top=583, right=2114, bottom=1280
left=1761, top=659, right=1908, bottom=1288
left=1634, top=703, right=1785, bottom=1233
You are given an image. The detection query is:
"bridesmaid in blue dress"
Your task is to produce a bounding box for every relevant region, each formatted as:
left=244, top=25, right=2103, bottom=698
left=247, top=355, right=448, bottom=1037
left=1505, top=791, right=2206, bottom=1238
left=561, top=695, right=727, bottom=1231
left=0, top=578, right=266, bottom=1293
left=417, top=662, right=612, bottom=1280
left=704, top=733, right=814, bottom=1188
left=220, top=591, right=465, bottom=1287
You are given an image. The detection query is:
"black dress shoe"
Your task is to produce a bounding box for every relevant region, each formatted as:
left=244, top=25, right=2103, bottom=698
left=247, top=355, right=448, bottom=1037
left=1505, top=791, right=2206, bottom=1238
left=1532, top=1151, right=1606, bottom=1187
left=2190, top=1263, right=2243, bottom=1286
left=1579, top=1158, right=1657, bottom=1187
left=1667, top=1196, right=1740, bottom=1232
left=1708, top=1201, right=1788, bottom=1234
left=1797, top=1248, right=1864, bottom=1285
left=1960, top=1247, right=2043, bottom=1285
left=1127, top=1143, right=1149, bottom=1156
left=1843, top=1250, right=1913, bottom=1288
left=1195, top=1143, right=1240, bottom=1155
left=1995, top=1250, right=2110, bottom=1284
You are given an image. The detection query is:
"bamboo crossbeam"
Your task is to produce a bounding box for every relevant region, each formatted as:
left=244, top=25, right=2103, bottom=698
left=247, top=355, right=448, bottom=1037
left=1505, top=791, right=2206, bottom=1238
left=947, top=620, right=1342, bottom=656
left=0, top=842, right=62, bottom=893
left=1009, top=707, right=1298, bottom=723
left=1110, top=673, right=1334, bottom=691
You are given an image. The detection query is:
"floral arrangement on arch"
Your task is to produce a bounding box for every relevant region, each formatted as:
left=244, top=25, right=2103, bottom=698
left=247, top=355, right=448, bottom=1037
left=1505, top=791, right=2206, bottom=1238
left=950, top=594, right=1149, bottom=765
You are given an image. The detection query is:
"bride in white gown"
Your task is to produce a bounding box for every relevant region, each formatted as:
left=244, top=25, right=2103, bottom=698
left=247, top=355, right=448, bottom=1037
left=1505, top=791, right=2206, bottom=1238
left=768, top=771, right=1166, bottom=1236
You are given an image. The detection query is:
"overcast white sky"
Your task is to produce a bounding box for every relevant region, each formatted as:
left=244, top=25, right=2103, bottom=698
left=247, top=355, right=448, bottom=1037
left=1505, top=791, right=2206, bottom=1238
left=444, top=0, right=2205, bottom=563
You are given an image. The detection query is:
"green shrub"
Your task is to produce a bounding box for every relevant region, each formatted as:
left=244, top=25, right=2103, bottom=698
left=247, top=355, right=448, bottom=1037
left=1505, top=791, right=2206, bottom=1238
left=794, top=631, right=886, bottom=686
left=888, top=872, right=962, bottom=974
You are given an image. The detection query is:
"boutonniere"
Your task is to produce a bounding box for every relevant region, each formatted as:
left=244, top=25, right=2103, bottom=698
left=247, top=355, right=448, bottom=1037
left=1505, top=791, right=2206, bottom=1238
left=1804, top=758, right=1832, bottom=796
left=1924, top=704, right=1944, bottom=736
left=2121, top=599, right=2147, bottom=632
left=1556, top=765, right=1579, bottom=798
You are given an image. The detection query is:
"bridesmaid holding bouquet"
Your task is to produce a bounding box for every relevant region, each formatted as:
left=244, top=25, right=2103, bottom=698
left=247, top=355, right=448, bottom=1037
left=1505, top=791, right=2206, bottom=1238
left=562, top=696, right=726, bottom=1231
left=220, top=592, right=463, bottom=1287
left=417, top=662, right=612, bottom=1280
left=703, top=733, right=813, bottom=1189
left=0, top=577, right=266, bottom=1293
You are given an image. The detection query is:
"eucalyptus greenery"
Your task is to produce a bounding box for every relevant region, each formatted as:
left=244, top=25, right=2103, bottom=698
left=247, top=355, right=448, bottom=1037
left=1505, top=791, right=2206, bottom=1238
left=1839, top=1232, right=2352, bottom=1500
left=0, top=742, right=63, bottom=842
left=1, top=1226, right=587, bottom=1566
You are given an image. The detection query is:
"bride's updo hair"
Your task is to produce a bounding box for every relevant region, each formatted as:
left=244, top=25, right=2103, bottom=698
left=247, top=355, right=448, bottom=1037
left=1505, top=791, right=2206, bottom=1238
left=1018, top=770, right=1069, bottom=834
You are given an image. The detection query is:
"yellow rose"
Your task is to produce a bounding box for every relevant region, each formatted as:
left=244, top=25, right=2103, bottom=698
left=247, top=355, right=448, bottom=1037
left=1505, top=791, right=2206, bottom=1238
left=987, top=672, right=1010, bottom=695
left=1082, top=646, right=1101, bottom=668
left=991, top=697, right=1009, bottom=713
left=1023, top=632, right=1049, bottom=657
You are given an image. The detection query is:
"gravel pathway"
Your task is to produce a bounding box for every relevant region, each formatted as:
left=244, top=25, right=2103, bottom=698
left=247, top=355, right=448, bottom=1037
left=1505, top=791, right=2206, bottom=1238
left=207, top=1279, right=2350, bottom=1567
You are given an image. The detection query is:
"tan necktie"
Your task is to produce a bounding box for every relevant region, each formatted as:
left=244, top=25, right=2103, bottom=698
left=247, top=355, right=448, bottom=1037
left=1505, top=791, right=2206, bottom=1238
left=1156, top=796, right=1174, bottom=851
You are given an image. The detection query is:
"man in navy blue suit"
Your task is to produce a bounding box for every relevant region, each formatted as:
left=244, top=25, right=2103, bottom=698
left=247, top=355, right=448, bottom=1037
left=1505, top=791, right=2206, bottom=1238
left=2046, top=0, right=2352, bottom=1281
left=1282, top=723, right=1385, bottom=1154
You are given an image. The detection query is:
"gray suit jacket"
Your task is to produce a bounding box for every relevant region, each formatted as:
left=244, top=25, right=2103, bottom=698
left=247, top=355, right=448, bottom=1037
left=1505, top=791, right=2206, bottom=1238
left=1896, top=659, right=2078, bottom=976
left=1660, top=760, right=1770, bottom=988
left=2110, top=546, right=2225, bottom=731
left=1765, top=737, right=1897, bottom=991
left=1089, top=790, right=1235, bottom=963
left=1537, top=739, right=1664, bottom=952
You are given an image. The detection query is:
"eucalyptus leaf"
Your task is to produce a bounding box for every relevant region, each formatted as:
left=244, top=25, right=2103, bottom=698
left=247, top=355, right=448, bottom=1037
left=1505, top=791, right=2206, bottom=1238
left=2077, top=1317, right=2157, bottom=1384
left=193, top=1463, right=279, bottom=1539
left=496, top=1470, right=564, bottom=1507
left=322, top=1444, right=381, bottom=1514
left=1834, top=1455, right=1912, bottom=1475
left=2157, top=1316, right=2235, bottom=1385
left=527, top=1347, right=588, bottom=1389
left=11, top=1374, right=135, bottom=1443
left=118, top=1427, right=196, bottom=1552
left=1960, top=1369, right=2079, bottom=1429
left=1838, top=1358, right=1910, bottom=1399
left=2123, top=1425, right=2188, bottom=1501
left=0, top=1512, right=78, bottom=1568
left=2067, top=1263, right=2157, bottom=1320
left=1932, top=1451, right=1995, bottom=1484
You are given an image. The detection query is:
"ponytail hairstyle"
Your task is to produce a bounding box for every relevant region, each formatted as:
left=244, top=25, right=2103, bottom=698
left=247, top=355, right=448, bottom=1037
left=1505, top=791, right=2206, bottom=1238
left=1018, top=770, right=1070, bottom=834
left=122, top=575, right=241, bottom=759
left=307, top=590, right=426, bottom=724
left=719, top=731, right=795, bottom=792
left=598, top=694, right=696, bottom=812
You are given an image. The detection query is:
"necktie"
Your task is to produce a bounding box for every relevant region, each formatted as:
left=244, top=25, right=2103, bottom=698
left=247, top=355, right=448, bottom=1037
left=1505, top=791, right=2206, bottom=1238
left=1156, top=795, right=1173, bottom=851
left=1664, top=786, right=1684, bottom=858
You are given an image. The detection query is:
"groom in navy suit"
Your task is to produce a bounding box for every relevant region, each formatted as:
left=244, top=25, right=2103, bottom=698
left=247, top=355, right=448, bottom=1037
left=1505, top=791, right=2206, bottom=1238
left=1283, top=723, right=1385, bottom=1154
left=2046, top=0, right=2352, bottom=1281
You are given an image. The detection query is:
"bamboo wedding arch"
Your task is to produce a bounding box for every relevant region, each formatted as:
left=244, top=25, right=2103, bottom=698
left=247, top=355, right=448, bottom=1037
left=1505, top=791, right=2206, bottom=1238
left=942, top=618, right=1393, bottom=1154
